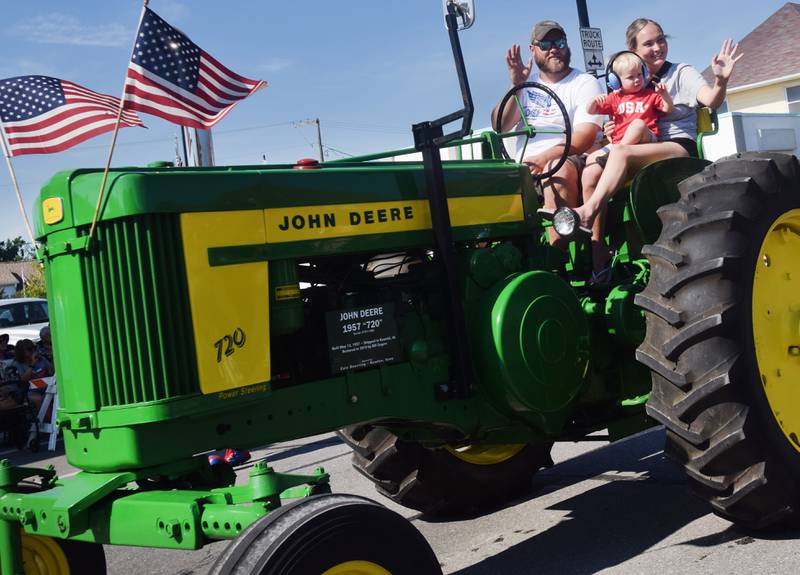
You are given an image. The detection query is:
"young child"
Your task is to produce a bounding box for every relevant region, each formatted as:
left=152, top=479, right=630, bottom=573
left=586, top=52, right=673, bottom=166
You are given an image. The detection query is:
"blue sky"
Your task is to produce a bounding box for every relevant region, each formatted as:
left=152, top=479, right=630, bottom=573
left=0, top=0, right=790, bottom=241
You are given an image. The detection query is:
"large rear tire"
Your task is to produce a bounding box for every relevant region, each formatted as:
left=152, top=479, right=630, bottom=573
left=337, top=425, right=553, bottom=516
left=636, top=152, right=800, bottom=528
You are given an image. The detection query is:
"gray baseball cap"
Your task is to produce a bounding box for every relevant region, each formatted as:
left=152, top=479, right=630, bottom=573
left=531, top=20, right=566, bottom=44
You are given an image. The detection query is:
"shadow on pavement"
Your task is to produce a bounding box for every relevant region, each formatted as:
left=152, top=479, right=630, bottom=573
left=684, top=522, right=800, bottom=547
left=450, top=428, right=715, bottom=575
left=235, top=435, right=345, bottom=475
left=262, top=434, right=343, bottom=464
left=1, top=441, right=64, bottom=467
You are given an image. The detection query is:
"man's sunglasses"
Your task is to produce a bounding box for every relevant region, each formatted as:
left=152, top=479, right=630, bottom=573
left=535, top=37, right=568, bottom=50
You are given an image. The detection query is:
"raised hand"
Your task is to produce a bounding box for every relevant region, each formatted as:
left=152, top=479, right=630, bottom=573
left=654, top=82, right=673, bottom=112
left=506, top=43, right=533, bottom=86
left=711, top=38, right=743, bottom=82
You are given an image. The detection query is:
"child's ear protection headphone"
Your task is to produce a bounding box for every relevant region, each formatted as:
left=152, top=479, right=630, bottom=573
left=605, top=51, right=648, bottom=91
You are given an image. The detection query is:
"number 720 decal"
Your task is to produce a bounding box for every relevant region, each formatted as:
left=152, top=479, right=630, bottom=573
left=214, top=327, right=247, bottom=363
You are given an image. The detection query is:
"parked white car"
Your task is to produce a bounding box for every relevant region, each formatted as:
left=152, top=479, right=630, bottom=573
left=0, top=298, right=49, bottom=345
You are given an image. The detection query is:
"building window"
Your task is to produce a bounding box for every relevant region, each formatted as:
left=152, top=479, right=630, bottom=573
left=787, top=85, right=800, bottom=113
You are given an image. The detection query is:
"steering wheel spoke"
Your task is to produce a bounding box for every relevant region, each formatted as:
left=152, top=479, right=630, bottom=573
left=494, top=82, right=572, bottom=180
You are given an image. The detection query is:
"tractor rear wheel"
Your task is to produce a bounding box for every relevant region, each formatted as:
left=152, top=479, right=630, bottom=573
left=637, top=152, right=800, bottom=528
left=337, top=425, right=553, bottom=516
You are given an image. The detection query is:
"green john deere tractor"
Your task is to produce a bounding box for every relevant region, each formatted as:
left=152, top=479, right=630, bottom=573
left=1, top=2, right=799, bottom=573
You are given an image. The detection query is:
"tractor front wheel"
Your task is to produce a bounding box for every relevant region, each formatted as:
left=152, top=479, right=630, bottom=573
left=637, top=152, right=800, bottom=528
left=19, top=534, right=106, bottom=574
left=338, top=425, right=553, bottom=516
left=209, top=494, right=441, bottom=575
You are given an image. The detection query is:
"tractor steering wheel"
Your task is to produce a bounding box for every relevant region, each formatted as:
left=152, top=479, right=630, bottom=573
left=494, top=82, right=572, bottom=181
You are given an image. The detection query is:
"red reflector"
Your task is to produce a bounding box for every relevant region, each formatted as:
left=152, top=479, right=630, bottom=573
left=294, top=158, right=321, bottom=169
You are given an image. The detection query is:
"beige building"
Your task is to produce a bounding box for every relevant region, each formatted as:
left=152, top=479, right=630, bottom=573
left=703, top=3, right=800, bottom=114
left=0, top=261, right=38, bottom=298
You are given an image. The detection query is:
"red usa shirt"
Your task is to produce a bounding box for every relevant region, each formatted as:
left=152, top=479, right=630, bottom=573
left=597, top=89, right=664, bottom=143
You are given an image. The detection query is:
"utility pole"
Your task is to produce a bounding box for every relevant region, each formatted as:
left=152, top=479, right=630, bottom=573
left=315, top=118, right=324, bottom=162
left=576, top=0, right=590, bottom=27
left=575, top=0, right=604, bottom=77
left=292, top=118, right=325, bottom=161
left=181, top=127, right=215, bottom=167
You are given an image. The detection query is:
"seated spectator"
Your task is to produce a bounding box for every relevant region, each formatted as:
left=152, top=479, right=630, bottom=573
left=0, top=334, right=12, bottom=361
left=0, top=335, right=17, bottom=387
left=37, top=326, right=53, bottom=366
left=11, top=339, right=53, bottom=410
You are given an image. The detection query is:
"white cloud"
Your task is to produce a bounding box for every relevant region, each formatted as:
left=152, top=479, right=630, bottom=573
left=11, top=13, right=130, bottom=48
left=258, top=59, right=291, bottom=73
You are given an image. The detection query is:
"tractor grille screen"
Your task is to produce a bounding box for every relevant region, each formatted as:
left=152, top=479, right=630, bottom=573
left=82, top=214, right=199, bottom=407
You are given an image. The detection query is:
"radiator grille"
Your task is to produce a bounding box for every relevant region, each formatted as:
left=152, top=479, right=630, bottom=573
left=82, top=214, right=199, bottom=406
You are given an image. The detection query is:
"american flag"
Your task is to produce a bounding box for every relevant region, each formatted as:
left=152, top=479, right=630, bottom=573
left=0, top=76, right=144, bottom=157
left=123, top=8, right=266, bottom=129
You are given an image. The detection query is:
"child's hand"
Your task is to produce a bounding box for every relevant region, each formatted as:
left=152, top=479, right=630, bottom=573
left=603, top=120, right=615, bottom=140
left=655, top=83, right=674, bottom=113
left=587, top=94, right=606, bottom=114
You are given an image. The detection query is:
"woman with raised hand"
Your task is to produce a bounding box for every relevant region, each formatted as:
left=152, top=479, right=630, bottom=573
left=576, top=18, right=742, bottom=281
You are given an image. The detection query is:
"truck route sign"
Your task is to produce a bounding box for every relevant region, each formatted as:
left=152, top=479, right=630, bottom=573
left=580, top=27, right=604, bottom=75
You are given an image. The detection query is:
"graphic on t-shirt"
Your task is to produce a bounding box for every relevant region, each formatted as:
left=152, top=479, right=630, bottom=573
left=596, top=89, right=664, bottom=143
left=524, top=89, right=556, bottom=118
left=615, top=101, right=649, bottom=114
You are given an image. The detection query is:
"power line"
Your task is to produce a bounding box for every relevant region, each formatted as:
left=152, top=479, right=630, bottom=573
left=324, top=122, right=408, bottom=136
left=322, top=145, right=353, bottom=158
left=325, top=120, right=408, bottom=131
left=76, top=120, right=299, bottom=150
left=3, top=119, right=409, bottom=162
left=214, top=144, right=310, bottom=164
left=291, top=120, right=319, bottom=155
left=212, top=120, right=296, bottom=136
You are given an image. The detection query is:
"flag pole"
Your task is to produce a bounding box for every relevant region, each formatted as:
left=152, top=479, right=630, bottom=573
left=0, top=120, right=35, bottom=245
left=86, top=0, right=149, bottom=249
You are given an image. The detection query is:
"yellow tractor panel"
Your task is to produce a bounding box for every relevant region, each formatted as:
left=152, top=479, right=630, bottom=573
left=264, top=195, right=524, bottom=242
left=181, top=210, right=270, bottom=394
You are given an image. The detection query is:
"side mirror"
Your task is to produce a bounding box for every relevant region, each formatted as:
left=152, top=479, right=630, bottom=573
left=443, top=0, right=475, bottom=30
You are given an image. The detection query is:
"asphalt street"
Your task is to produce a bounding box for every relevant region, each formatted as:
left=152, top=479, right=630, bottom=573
left=4, top=428, right=799, bottom=574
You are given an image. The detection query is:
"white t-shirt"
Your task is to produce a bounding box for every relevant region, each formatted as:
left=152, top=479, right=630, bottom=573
left=514, top=68, right=604, bottom=161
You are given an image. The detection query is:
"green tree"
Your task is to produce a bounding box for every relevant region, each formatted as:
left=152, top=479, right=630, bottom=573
left=16, top=264, right=47, bottom=299
left=0, top=236, right=32, bottom=262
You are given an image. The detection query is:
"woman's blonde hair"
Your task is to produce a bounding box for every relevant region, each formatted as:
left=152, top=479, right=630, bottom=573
left=625, top=18, right=666, bottom=50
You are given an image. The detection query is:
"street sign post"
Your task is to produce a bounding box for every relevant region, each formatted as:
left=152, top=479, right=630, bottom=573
left=580, top=27, right=604, bottom=76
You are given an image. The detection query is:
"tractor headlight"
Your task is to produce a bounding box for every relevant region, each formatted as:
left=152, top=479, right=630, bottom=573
left=553, top=207, right=577, bottom=237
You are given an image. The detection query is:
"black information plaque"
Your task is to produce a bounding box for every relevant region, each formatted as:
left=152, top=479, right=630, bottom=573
left=326, top=303, right=402, bottom=373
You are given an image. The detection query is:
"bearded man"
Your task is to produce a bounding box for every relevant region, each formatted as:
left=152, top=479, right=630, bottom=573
left=492, top=20, right=603, bottom=246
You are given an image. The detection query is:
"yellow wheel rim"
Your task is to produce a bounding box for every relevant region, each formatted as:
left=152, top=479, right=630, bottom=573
left=445, top=443, right=526, bottom=465
left=20, top=533, right=70, bottom=575
left=322, top=560, right=392, bottom=575
left=752, top=209, right=800, bottom=454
